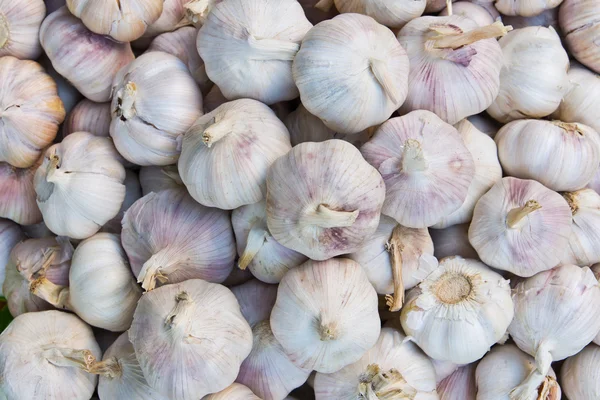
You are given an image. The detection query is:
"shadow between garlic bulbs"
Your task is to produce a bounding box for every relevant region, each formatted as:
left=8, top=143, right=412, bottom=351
left=204, top=383, right=261, bottom=400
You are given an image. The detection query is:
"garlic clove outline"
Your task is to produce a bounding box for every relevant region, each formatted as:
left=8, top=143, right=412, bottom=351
left=437, top=363, right=477, bottom=400
left=62, top=99, right=111, bottom=139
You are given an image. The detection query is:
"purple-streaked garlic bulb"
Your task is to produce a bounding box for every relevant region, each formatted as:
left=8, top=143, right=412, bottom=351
left=432, top=359, right=461, bottom=385
left=0, top=219, right=23, bottom=296
left=429, top=223, right=479, bottom=260
left=560, top=344, right=600, bottom=400
left=101, top=170, right=142, bottom=234
left=63, top=100, right=111, bottom=138
left=332, top=0, right=426, bottom=29
left=0, top=158, right=43, bottom=225
left=437, top=363, right=477, bottom=400
left=439, top=2, right=499, bottom=27
left=559, top=0, right=600, bottom=74
left=0, top=0, right=45, bottom=59
left=560, top=189, right=600, bottom=266
left=138, top=165, right=183, bottom=195
left=205, top=383, right=261, bottom=400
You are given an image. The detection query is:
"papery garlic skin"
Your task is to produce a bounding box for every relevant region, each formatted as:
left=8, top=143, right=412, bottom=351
left=553, top=63, right=600, bottom=133
left=0, top=57, right=65, bottom=168
left=129, top=279, right=253, bottom=400
left=63, top=100, right=111, bottom=138
left=437, top=363, right=476, bottom=400
left=205, top=383, right=261, bottom=400
left=432, top=359, right=461, bottom=384
left=40, top=7, right=135, bottom=102
left=293, top=13, right=409, bottom=134
left=559, top=0, right=600, bottom=74
left=138, top=165, right=183, bottom=195
left=230, top=279, right=278, bottom=327
left=0, top=159, right=43, bottom=225
left=0, top=0, right=45, bottom=59
left=101, top=170, right=142, bottom=234
left=0, top=219, right=23, bottom=296
left=333, top=0, right=426, bottom=29
left=429, top=223, right=479, bottom=260
left=400, top=256, right=514, bottom=364
left=142, top=0, right=188, bottom=39
left=589, top=167, right=600, bottom=194
left=495, top=0, right=562, bottom=17
left=439, top=2, right=498, bottom=27
left=502, top=8, right=560, bottom=31
left=184, top=0, right=223, bottom=27
left=3, top=254, right=53, bottom=316
left=560, top=189, right=600, bottom=266
left=561, top=344, right=600, bottom=400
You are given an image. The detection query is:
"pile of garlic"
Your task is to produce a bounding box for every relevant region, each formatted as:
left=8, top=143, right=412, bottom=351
left=1, top=0, right=600, bottom=399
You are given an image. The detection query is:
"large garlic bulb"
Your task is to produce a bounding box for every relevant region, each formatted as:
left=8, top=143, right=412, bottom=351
left=0, top=158, right=43, bottom=225
left=333, top=0, right=426, bottom=28
left=560, top=189, right=600, bottom=266
left=110, top=51, right=203, bottom=166
left=437, top=363, right=477, bottom=400
left=553, top=63, right=600, bottom=133
left=138, top=165, right=183, bottom=195
left=267, top=140, right=385, bottom=260
left=179, top=99, right=292, bottom=210
left=0, top=219, right=23, bottom=295
left=293, top=13, right=409, bottom=134
left=205, top=383, right=261, bottom=400
left=34, top=132, right=126, bottom=239
left=495, top=0, right=562, bottom=17
left=0, top=0, right=45, bottom=59
left=560, top=344, right=600, bottom=400
left=129, top=279, right=253, bottom=400
left=0, top=57, right=65, bottom=168
left=559, top=0, right=600, bottom=74
left=439, top=2, right=498, bottom=27
left=469, top=177, right=572, bottom=277
left=101, top=170, right=142, bottom=234
left=429, top=223, right=479, bottom=260
left=270, top=258, right=380, bottom=373
left=0, top=310, right=100, bottom=400
left=122, top=188, right=236, bottom=291
left=40, top=7, right=135, bottom=102
left=63, top=100, right=111, bottom=138
left=487, top=27, right=569, bottom=123
left=197, top=0, right=311, bottom=105
left=314, top=327, right=438, bottom=399
left=400, top=256, right=514, bottom=364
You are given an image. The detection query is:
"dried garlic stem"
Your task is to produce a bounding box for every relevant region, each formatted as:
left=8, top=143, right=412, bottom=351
left=18, top=246, right=59, bottom=280
left=87, top=357, right=123, bottom=379
left=165, top=291, right=194, bottom=332
left=248, top=35, right=300, bottom=61
left=138, top=248, right=174, bottom=291
left=30, top=277, right=71, bottom=309
left=563, top=192, right=579, bottom=215
left=43, top=348, right=96, bottom=370
left=358, top=364, right=418, bottom=400
left=0, top=14, right=8, bottom=49
left=552, top=121, right=586, bottom=136
left=446, top=0, right=453, bottom=16
left=507, top=200, right=542, bottom=229
left=432, top=21, right=513, bottom=49
left=299, top=204, right=359, bottom=229
left=370, top=59, right=400, bottom=104
left=117, top=82, right=137, bottom=121
left=314, top=0, right=334, bottom=12
left=202, top=119, right=233, bottom=147
left=401, top=139, right=428, bottom=172
left=238, top=223, right=268, bottom=270
left=385, top=226, right=405, bottom=312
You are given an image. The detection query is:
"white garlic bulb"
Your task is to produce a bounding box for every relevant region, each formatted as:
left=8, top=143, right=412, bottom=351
left=205, top=383, right=261, bottom=400
left=314, top=326, right=438, bottom=399
left=502, top=8, right=560, bottom=31
left=469, top=177, right=572, bottom=277
left=0, top=158, right=43, bottom=225
left=437, top=363, right=477, bottom=400
left=63, top=100, right=111, bottom=138
left=429, top=223, right=479, bottom=260
left=34, top=132, right=126, bottom=239
left=560, top=189, right=600, bottom=266
left=333, top=0, right=426, bottom=29
left=0, top=219, right=24, bottom=296
left=40, top=7, right=135, bottom=102
left=400, top=256, right=514, bottom=364
left=110, top=51, right=203, bottom=166
left=560, top=344, right=600, bottom=400
left=142, top=0, right=188, bottom=39
left=271, top=258, right=380, bottom=373
left=553, top=63, right=600, bottom=133
left=138, top=165, right=183, bottom=195
left=0, top=57, right=65, bottom=168
left=197, top=0, right=312, bottom=105
left=495, top=0, right=562, bottom=17
left=267, top=140, right=385, bottom=260
left=179, top=99, right=291, bottom=210
left=129, top=279, right=253, bottom=400
left=0, top=0, right=45, bottom=59
left=559, top=0, right=600, bottom=74
left=122, top=189, right=236, bottom=290
left=439, top=2, right=498, bottom=27
left=487, top=26, right=569, bottom=123
left=101, top=170, right=142, bottom=234
left=0, top=310, right=100, bottom=400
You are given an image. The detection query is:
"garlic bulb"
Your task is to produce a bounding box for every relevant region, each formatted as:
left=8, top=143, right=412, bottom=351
left=589, top=167, right=600, bottom=193
left=508, top=264, right=600, bottom=400
left=502, top=8, right=560, bottom=31
left=205, top=383, right=261, bottom=400
left=39, top=55, right=82, bottom=115
left=476, top=344, right=561, bottom=400
left=333, top=0, right=426, bottom=29
left=0, top=0, right=45, bottom=59
left=0, top=219, right=23, bottom=295
left=122, top=188, right=236, bottom=290
left=559, top=189, right=600, bottom=266
left=129, top=279, right=253, bottom=400
left=496, top=119, right=600, bottom=192
left=559, top=0, right=600, bottom=74
left=179, top=99, right=292, bottom=210
left=487, top=27, right=569, bottom=123
left=432, top=359, right=461, bottom=385
left=142, top=0, right=188, bottom=39
left=361, top=110, right=475, bottom=228
left=293, top=13, right=408, bottom=134
left=437, top=363, right=477, bottom=400
left=63, top=100, right=111, bottom=138
left=553, top=63, right=600, bottom=133
left=267, top=140, right=385, bottom=260
left=40, top=7, right=135, bottom=102
left=110, top=51, right=203, bottom=166
left=0, top=57, right=65, bottom=168
left=138, top=165, right=183, bottom=195
left=197, top=0, right=312, bottom=105
left=232, top=201, right=308, bottom=284
left=0, top=310, right=100, bottom=400
left=495, top=0, right=562, bottom=17
left=429, top=223, right=479, bottom=260
left=270, top=258, right=380, bottom=373
left=101, top=170, right=142, bottom=234
left=467, top=113, right=501, bottom=138
left=397, top=17, right=507, bottom=125
left=560, top=344, right=600, bottom=400
left=439, top=2, right=498, bottom=27
left=400, top=256, right=514, bottom=364
left=34, top=132, right=126, bottom=239
left=0, top=158, right=43, bottom=225
left=230, top=279, right=278, bottom=327
left=468, top=177, right=572, bottom=276
left=314, top=327, right=438, bottom=399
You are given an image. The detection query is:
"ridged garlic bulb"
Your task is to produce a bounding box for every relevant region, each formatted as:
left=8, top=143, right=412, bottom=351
left=34, top=132, right=126, bottom=239
left=559, top=0, right=600, bottom=74
left=560, top=189, right=600, bottom=266
left=560, top=344, right=600, bottom=400
left=439, top=2, right=498, bottom=27
left=0, top=0, right=45, bottom=59
left=495, top=0, right=562, bottom=17
left=142, top=0, right=188, bottom=39
left=138, top=165, right=183, bottom=195
left=333, top=0, right=426, bottom=28
left=40, top=7, right=135, bottom=102
left=553, top=63, right=600, bottom=133
left=293, top=13, right=409, bottom=134
left=271, top=258, right=380, bottom=373
left=63, top=100, right=111, bottom=138
left=400, top=256, right=514, bottom=364
left=267, top=140, right=385, bottom=260
left=429, top=223, right=479, bottom=260
left=129, top=279, right=253, bottom=400
left=0, top=310, right=101, bottom=400
left=0, top=159, right=43, bottom=225
left=469, top=177, right=572, bottom=277
left=0, top=219, right=23, bottom=295
left=502, top=8, right=560, bottom=31
left=437, top=364, right=476, bottom=400
left=0, top=57, right=65, bottom=168
left=179, top=99, right=292, bottom=210
left=110, top=51, right=203, bottom=166
left=101, top=170, right=142, bottom=234
left=205, top=383, right=261, bottom=400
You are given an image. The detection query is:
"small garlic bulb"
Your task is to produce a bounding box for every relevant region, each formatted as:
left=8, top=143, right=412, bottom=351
left=0, top=57, right=65, bottom=168
left=142, top=0, right=188, bottom=39
left=121, top=189, right=236, bottom=290
left=400, top=256, right=514, bottom=364
left=179, top=99, right=292, bottom=210
left=495, top=0, right=562, bottom=17
left=205, top=383, right=261, bottom=400
left=270, top=258, right=381, bottom=373
left=502, top=8, right=560, bottom=31
left=469, top=177, right=572, bottom=277
left=267, top=140, right=385, bottom=260
left=437, top=363, right=477, bottom=400
left=0, top=158, right=43, bottom=225
left=333, top=0, right=426, bottom=29
left=110, top=51, right=203, bottom=166
left=129, top=279, right=253, bottom=400
left=63, top=100, right=111, bottom=138
left=0, top=0, right=45, bottom=59
left=560, top=189, right=600, bottom=266
left=560, top=344, right=600, bottom=400
left=0, top=310, right=101, bottom=400
left=429, top=223, right=479, bottom=260
left=197, top=0, right=312, bottom=105
left=439, top=2, right=498, bottom=27
left=101, top=170, right=142, bottom=234
left=138, top=165, right=183, bottom=195
left=487, top=26, right=569, bottom=123
left=559, top=0, right=600, bottom=74
left=34, top=132, right=126, bottom=239
left=40, top=7, right=135, bottom=102
left=0, top=219, right=24, bottom=295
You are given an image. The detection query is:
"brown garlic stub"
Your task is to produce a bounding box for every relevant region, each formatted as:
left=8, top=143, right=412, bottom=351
left=0, top=219, right=24, bottom=296
left=0, top=0, right=45, bottom=59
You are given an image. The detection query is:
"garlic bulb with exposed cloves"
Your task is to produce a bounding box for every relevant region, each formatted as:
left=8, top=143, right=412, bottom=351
left=267, top=140, right=385, bottom=260
left=271, top=258, right=380, bottom=373
left=205, top=383, right=261, bottom=400
left=110, top=51, right=203, bottom=166
left=495, top=0, right=562, bottom=18
left=122, top=189, right=236, bottom=290
left=469, top=177, right=572, bottom=276
left=439, top=2, right=498, bottom=27
left=0, top=0, right=45, bottom=59
left=101, top=170, right=142, bottom=234
left=553, top=63, right=600, bottom=133
left=333, top=0, right=426, bottom=29
left=129, top=279, right=253, bottom=400
left=559, top=0, right=600, bottom=74
left=560, top=189, right=600, bottom=266
left=0, top=158, right=43, bottom=225
left=0, top=310, right=100, bottom=400
left=40, top=7, right=135, bottom=102
left=437, top=363, right=476, bottom=400
left=197, top=0, right=312, bottom=105
left=0, top=57, right=65, bottom=168
left=400, top=256, right=513, bottom=364
left=430, top=223, right=479, bottom=260
left=63, top=100, right=111, bottom=138
left=179, top=99, right=292, bottom=210
left=560, top=344, right=600, bottom=400
left=138, top=165, right=183, bottom=195
left=293, top=13, right=408, bottom=134
left=502, top=8, right=560, bottom=31
left=487, top=27, right=569, bottom=123
left=34, top=132, right=126, bottom=239
left=0, top=219, right=23, bottom=295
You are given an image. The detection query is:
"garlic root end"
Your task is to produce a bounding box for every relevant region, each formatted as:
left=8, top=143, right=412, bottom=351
left=43, top=348, right=96, bottom=370
left=29, top=277, right=71, bottom=309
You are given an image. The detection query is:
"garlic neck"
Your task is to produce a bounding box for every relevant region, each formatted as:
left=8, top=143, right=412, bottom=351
left=299, top=204, right=359, bottom=230
left=238, top=222, right=268, bottom=270
left=506, top=200, right=542, bottom=229
left=385, top=225, right=405, bottom=312
left=430, top=21, right=512, bottom=50
left=30, top=277, right=71, bottom=310
left=510, top=342, right=554, bottom=400
left=247, top=34, right=300, bottom=61
left=551, top=121, right=585, bottom=136
left=358, top=364, right=417, bottom=400
left=165, top=291, right=194, bottom=335
left=87, top=357, right=123, bottom=379
left=42, top=348, right=96, bottom=370
left=202, top=117, right=233, bottom=148
left=138, top=248, right=176, bottom=291
left=433, top=272, right=473, bottom=304
left=0, top=14, right=8, bottom=49
left=563, top=192, right=579, bottom=215
left=370, top=58, right=399, bottom=104
left=401, top=139, right=428, bottom=172
left=116, top=82, right=137, bottom=121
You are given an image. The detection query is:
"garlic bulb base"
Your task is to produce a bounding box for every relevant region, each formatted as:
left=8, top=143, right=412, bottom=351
left=432, top=21, right=513, bottom=50
left=299, top=204, right=359, bottom=229
left=507, top=200, right=542, bottom=229
left=42, top=347, right=95, bottom=370
left=401, top=139, right=428, bottom=172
